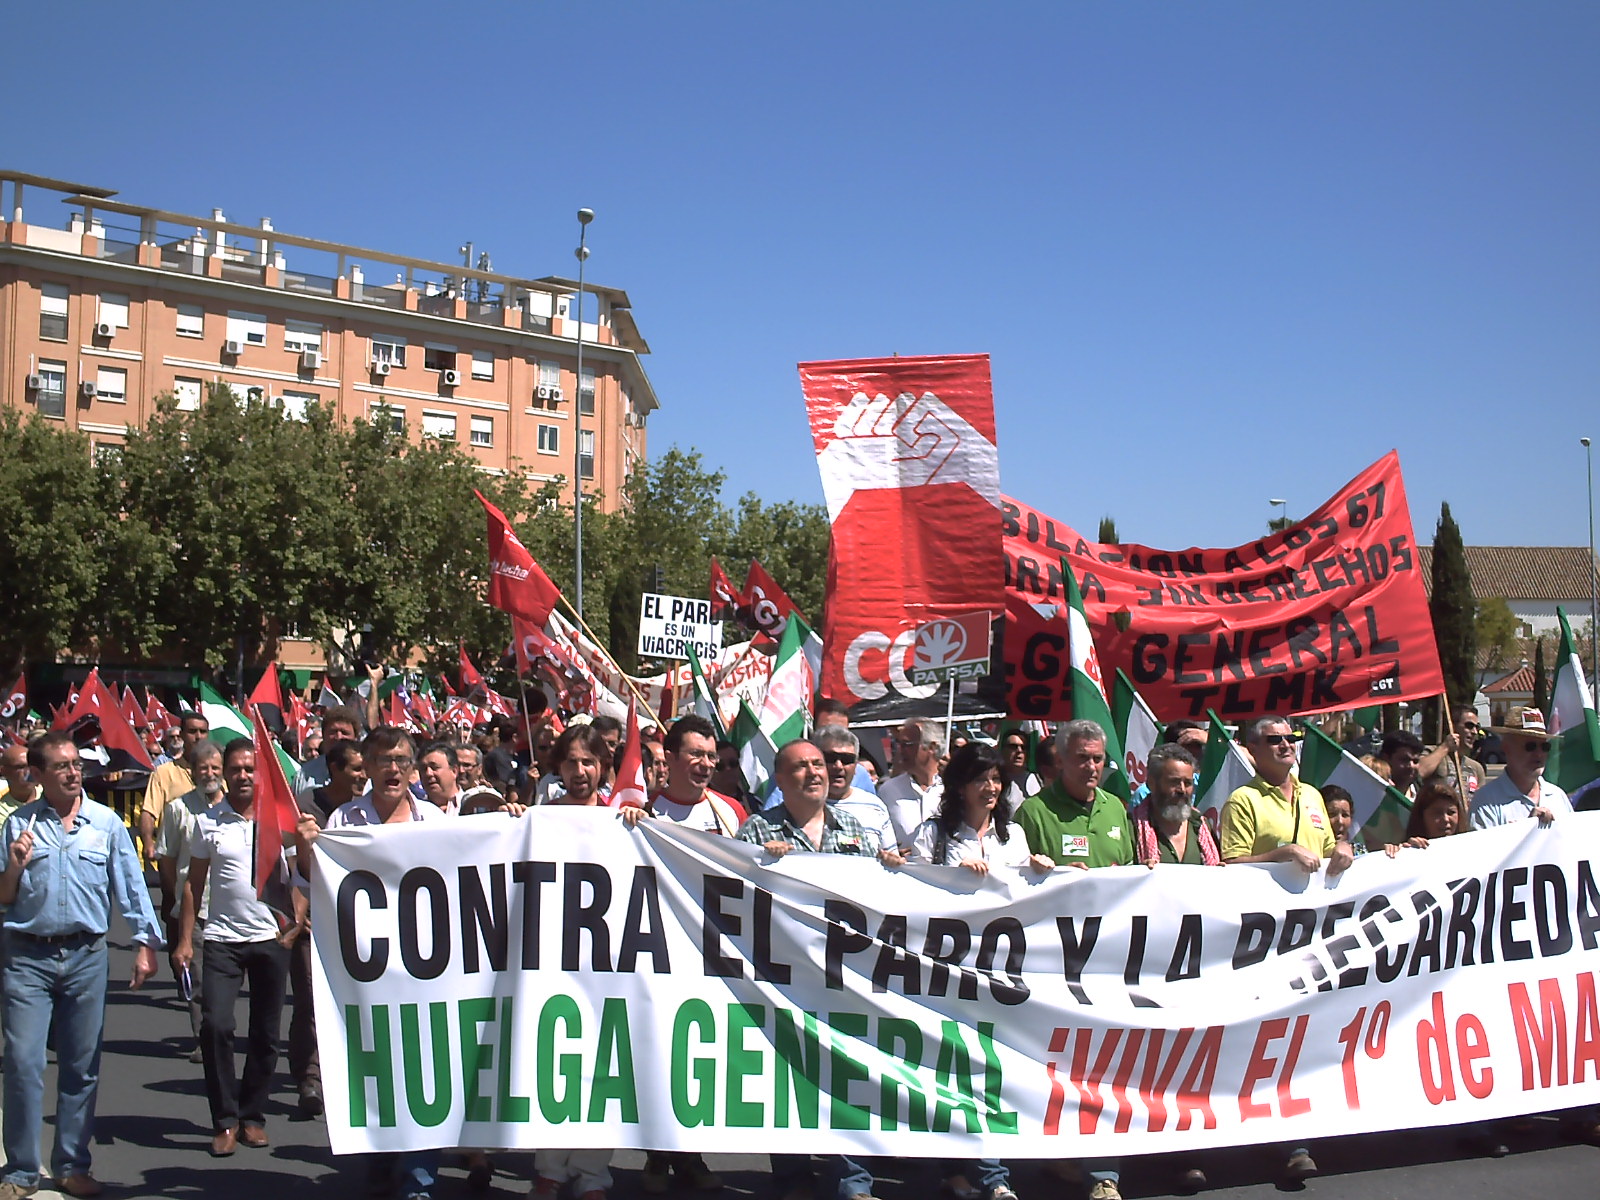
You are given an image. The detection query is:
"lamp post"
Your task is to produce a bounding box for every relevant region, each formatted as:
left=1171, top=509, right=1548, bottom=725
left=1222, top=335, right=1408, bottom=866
left=1269, top=497, right=1288, bottom=532
left=572, top=208, right=593, bottom=620
left=1584, top=437, right=1597, bottom=686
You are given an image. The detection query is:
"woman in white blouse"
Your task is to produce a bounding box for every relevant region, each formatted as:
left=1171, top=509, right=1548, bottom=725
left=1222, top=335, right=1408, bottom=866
left=909, top=742, right=1053, bottom=875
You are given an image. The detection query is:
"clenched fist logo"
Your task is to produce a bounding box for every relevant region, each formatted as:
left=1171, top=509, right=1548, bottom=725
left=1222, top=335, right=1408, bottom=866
left=816, top=391, right=1000, bottom=522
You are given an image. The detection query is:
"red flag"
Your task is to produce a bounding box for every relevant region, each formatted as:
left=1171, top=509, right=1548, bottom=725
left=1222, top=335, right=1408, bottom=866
left=247, top=665, right=284, bottom=730
left=384, top=690, right=410, bottom=729
left=743, top=559, right=806, bottom=638
left=411, top=689, right=439, bottom=728
left=710, top=558, right=742, bottom=623
left=440, top=674, right=458, bottom=698
left=475, top=490, right=561, bottom=626
left=459, top=644, right=484, bottom=693
left=0, top=673, right=26, bottom=722
left=248, top=704, right=299, bottom=925
left=144, top=691, right=178, bottom=736
left=801, top=355, right=1004, bottom=719
left=609, top=696, right=648, bottom=809
left=118, top=685, right=145, bottom=730
left=57, top=669, right=154, bottom=770
left=287, top=693, right=311, bottom=742
left=510, top=616, right=541, bottom=678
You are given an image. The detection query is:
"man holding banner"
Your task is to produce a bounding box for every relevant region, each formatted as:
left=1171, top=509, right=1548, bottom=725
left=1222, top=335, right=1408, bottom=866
left=1221, top=718, right=1353, bottom=877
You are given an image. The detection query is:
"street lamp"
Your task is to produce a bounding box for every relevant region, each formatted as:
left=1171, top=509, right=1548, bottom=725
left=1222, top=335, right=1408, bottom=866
left=1269, top=497, right=1288, bottom=531
left=1584, top=437, right=1597, bottom=687
left=572, top=208, right=594, bottom=620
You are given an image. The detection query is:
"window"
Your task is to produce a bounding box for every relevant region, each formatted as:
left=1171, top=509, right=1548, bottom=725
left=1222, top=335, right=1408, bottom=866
left=371, top=334, right=406, bottom=367
left=36, top=360, right=66, bottom=418
left=368, top=401, right=405, bottom=434
left=94, top=442, right=123, bottom=467
left=226, top=311, right=268, bottom=346
left=284, top=320, right=322, bottom=353
left=424, top=343, right=457, bottom=373
left=278, top=390, right=318, bottom=421
left=471, top=350, right=495, bottom=381
left=470, top=415, right=494, bottom=447
left=579, top=367, right=596, bottom=416
left=176, top=303, right=205, bottom=338
left=40, top=284, right=68, bottom=340
left=538, top=360, right=561, bottom=389
left=422, top=411, right=457, bottom=440
left=98, top=293, right=130, bottom=329
left=537, top=423, right=559, bottom=455
left=96, top=367, right=128, bottom=402
left=173, top=377, right=203, bottom=411
left=579, top=429, right=595, bottom=479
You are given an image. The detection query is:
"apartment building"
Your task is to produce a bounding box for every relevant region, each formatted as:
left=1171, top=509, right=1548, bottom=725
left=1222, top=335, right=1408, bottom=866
left=0, top=170, right=656, bottom=510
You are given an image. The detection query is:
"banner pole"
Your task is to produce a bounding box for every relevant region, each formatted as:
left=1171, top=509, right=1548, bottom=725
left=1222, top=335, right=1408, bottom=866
left=1441, top=695, right=1469, bottom=810
left=555, top=596, right=657, bottom=713
left=945, top=677, right=957, bottom=748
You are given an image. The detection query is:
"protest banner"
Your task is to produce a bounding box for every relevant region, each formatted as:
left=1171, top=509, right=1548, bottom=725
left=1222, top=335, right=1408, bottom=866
left=638, top=593, right=725, bottom=662
left=1003, top=452, right=1444, bottom=720
left=312, top=809, right=1600, bottom=1157
left=801, top=355, right=1007, bottom=724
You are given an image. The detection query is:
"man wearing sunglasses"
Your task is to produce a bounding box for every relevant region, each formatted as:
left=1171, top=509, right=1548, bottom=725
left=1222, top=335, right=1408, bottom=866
left=814, top=725, right=894, bottom=853
left=1470, top=706, right=1569, bottom=828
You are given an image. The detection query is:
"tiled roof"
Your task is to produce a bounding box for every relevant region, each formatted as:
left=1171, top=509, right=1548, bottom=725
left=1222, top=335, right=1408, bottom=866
left=1417, top=545, right=1598, bottom=602
left=1483, top=665, right=1535, bottom=695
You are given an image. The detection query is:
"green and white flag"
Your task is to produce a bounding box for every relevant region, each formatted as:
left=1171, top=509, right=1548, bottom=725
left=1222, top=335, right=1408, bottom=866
left=1062, top=560, right=1129, bottom=804
left=1195, top=711, right=1255, bottom=826
left=685, top=643, right=729, bottom=741
left=199, top=681, right=299, bottom=782
left=733, top=698, right=775, bottom=801
left=1111, top=669, right=1161, bottom=799
left=1299, top=723, right=1412, bottom=849
left=1549, top=607, right=1600, bottom=808
left=757, top=613, right=816, bottom=750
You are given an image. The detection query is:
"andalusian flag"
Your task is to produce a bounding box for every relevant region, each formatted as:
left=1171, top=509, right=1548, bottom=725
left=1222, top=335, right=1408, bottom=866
left=1299, top=723, right=1412, bottom=848
left=1111, top=669, right=1161, bottom=799
left=684, top=643, right=729, bottom=741
left=733, top=699, right=775, bottom=800
left=1550, top=607, right=1600, bottom=808
left=1194, top=711, right=1255, bottom=828
left=757, top=612, right=816, bottom=750
left=1062, top=560, right=1129, bottom=804
left=199, top=681, right=299, bottom=782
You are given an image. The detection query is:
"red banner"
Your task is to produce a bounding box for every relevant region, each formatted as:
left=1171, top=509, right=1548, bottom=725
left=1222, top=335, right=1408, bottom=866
left=801, top=354, right=1004, bottom=717
left=1003, top=452, right=1443, bottom=721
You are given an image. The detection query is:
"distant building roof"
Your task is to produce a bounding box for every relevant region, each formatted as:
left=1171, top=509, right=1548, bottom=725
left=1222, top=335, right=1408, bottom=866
left=1418, top=545, right=1598, bottom=602
left=1482, top=665, right=1535, bottom=695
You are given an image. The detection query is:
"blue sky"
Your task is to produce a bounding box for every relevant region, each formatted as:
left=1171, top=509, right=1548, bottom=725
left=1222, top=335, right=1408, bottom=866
left=10, top=2, right=1598, bottom=550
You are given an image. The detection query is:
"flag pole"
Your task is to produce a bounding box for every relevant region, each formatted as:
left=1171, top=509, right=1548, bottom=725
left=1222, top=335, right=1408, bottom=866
left=1441, top=694, right=1469, bottom=811
left=945, top=677, right=957, bottom=749
left=555, top=595, right=657, bottom=713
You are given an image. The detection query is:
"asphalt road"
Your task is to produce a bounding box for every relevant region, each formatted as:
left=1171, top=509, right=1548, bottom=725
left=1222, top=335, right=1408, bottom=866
left=15, top=930, right=1594, bottom=1200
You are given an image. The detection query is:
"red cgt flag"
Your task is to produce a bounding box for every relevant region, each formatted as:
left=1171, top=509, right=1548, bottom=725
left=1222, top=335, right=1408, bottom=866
left=0, top=673, right=26, bottom=722
left=475, top=490, right=561, bottom=626
left=742, top=560, right=806, bottom=637
left=710, top=558, right=742, bottom=623
left=609, top=696, right=648, bottom=809
left=56, top=669, right=153, bottom=771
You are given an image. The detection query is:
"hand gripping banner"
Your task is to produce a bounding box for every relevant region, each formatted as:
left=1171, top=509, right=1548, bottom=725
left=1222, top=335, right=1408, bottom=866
left=1003, top=451, right=1444, bottom=720
left=312, top=810, right=1600, bottom=1156
left=800, top=355, right=1006, bottom=721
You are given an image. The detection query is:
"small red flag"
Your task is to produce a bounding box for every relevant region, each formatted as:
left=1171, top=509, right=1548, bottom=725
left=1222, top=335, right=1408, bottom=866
left=609, top=696, right=648, bottom=809
left=57, top=669, right=153, bottom=770
left=248, top=704, right=299, bottom=925
left=475, top=490, right=561, bottom=626
left=710, top=558, right=742, bottom=623
left=742, top=560, right=806, bottom=637
left=0, top=673, right=26, bottom=722
left=247, top=665, right=284, bottom=730
left=458, top=644, right=484, bottom=693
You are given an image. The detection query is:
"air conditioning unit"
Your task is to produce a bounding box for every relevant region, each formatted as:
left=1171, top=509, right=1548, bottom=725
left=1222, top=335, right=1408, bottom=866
left=441, top=368, right=461, bottom=387
left=95, top=321, right=116, bottom=339
left=25, top=373, right=42, bottom=391
left=535, top=383, right=553, bottom=401
left=299, top=350, right=321, bottom=370
left=223, top=339, right=243, bottom=357
left=371, top=360, right=392, bottom=377
left=79, top=381, right=98, bottom=399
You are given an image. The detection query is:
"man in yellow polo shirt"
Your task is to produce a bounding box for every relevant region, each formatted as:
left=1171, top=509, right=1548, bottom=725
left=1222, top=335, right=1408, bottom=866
left=1220, top=715, right=1354, bottom=1186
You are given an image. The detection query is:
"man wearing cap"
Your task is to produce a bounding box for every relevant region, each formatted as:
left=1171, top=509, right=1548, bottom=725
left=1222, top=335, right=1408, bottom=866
left=1470, top=706, right=1570, bottom=828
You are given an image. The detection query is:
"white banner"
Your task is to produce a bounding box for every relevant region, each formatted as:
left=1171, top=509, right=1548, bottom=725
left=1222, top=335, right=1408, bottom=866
left=311, top=811, right=1600, bottom=1156
left=638, top=593, right=725, bottom=662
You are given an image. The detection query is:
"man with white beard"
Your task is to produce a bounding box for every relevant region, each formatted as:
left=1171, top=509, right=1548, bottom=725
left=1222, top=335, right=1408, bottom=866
left=155, top=739, right=226, bottom=1061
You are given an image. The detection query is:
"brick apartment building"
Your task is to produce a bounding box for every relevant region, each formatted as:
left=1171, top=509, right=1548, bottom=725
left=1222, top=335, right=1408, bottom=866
left=0, top=169, right=657, bottom=510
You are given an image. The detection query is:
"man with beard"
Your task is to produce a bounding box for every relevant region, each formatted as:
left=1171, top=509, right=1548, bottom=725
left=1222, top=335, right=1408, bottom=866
left=155, top=739, right=225, bottom=1061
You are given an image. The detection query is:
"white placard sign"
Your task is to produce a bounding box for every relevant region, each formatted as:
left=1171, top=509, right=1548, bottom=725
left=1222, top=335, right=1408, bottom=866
left=637, top=593, right=724, bottom=661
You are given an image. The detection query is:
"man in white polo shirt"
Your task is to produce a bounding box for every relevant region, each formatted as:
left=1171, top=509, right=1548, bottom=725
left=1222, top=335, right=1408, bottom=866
left=878, top=718, right=945, bottom=850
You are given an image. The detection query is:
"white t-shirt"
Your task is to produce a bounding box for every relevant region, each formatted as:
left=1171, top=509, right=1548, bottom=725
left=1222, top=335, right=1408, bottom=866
left=831, top=787, right=895, bottom=853
left=909, top=816, right=1034, bottom=869
left=155, top=787, right=215, bottom=921
left=188, top=801, right=281, bottom=943
left=878, top=772, right=945, bottom=849
left=651, top=797, right=724, bottom=833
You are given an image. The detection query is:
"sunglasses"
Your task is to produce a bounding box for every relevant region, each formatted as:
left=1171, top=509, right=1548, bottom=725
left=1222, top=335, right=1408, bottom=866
left=823, top=752, right=858, bottom=766
left=1524, top=741, right=1550, bottom=754
left=1257, top=734, right=1295, bottom=746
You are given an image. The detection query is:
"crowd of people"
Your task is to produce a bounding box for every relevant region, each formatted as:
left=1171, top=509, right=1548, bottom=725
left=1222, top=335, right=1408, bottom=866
left=0, top=687, right=1592, bottom=1200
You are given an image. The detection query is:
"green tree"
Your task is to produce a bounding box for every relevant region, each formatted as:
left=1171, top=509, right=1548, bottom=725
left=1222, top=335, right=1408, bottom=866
left=1098, top=515, right=1120, bottom=544
left=1429, top=502, right=1477, bottom=711
left=1475, top=597, right=1520, bottom=674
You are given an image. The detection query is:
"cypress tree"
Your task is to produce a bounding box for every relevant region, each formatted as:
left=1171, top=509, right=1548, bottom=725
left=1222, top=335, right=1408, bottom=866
left=1430, top=502, right=1477, bottom=711
left=1533, top=639, right=1549, bottom=714
left=1098, top=515, right=1120, bottom=544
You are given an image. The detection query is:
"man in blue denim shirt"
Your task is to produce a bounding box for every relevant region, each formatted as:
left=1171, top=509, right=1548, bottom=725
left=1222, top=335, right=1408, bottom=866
left=0, top=730, right=162, bottom=1199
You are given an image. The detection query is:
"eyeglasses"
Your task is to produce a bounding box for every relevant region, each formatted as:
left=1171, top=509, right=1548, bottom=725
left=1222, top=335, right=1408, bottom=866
left=1257, top=734, right=1295, bottom=746
left=370, top=755, right=414, bottom=769
left=823, top=752, right=858, bottom=766
left=42, top=760, right=83, bottom=774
